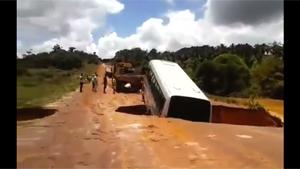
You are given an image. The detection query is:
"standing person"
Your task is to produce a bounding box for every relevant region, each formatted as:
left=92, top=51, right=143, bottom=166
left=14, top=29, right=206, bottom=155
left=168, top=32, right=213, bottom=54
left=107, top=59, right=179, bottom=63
left=91, top=73, right=98, bottom=92
left=94, top=73, right=98, bottom=92
left=79, top=73, right=84, bottom=93
left=87, top=75, right=92, bottom=83
left=91, top=74, right=94, bottom=92
left=103, top=74, right=107, bottom=93
left=140, top=78, right=145, bottom=102
left=112, top=76, right=116, bottom=94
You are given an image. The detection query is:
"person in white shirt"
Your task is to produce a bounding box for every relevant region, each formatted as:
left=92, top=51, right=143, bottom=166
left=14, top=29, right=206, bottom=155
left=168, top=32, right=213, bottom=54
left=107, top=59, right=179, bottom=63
left=91, top=73, right=98, bottom=92
left=79, top=73, right=84, bottom=93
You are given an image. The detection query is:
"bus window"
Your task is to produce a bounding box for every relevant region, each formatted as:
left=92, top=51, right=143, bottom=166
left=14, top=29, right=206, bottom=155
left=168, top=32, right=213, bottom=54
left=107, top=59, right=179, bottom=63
left=147, top=71, right=166, bottom=112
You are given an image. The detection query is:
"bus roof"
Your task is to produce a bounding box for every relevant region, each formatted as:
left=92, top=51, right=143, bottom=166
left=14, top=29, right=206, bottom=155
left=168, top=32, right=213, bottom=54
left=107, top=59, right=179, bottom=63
left=149, top=59, right=209, bottom=101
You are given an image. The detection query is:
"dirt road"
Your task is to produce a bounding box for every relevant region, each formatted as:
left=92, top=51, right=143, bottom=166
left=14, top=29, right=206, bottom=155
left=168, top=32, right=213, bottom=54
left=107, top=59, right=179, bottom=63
left=17, top=64, right=283, bottom=168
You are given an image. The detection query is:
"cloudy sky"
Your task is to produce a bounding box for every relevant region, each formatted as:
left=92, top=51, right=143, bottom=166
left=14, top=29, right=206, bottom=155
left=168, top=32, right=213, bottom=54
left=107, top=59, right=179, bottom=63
left=17, top=0, right=283, bottom=58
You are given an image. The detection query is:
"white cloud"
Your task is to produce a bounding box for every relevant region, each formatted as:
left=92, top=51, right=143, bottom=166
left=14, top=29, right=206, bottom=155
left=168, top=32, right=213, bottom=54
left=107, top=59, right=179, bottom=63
left=96, top=32, right=140, bottom=57
left=94, top=8, right=283, bottom=58
left=164, top=0, right=201, bottom=5
left=164, top=0, right=174, bottom=5
left=18, top=0, right=283, bottom=59
left=17, top=40, right=22, bottom=48
left=95, top=10, right=211, bottom=58
left=17, top=0, right=124, bottom=55
left=32, top=17, right=97, bottom=53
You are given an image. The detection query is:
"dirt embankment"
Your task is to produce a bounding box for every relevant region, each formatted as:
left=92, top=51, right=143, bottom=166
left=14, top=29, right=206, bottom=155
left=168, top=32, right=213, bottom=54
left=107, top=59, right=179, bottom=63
left=211, top=105, right=283, bottom=127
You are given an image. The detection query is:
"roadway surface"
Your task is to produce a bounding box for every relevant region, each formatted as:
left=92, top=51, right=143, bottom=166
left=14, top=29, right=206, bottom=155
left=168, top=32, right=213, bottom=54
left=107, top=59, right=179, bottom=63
left=17, top=64, right=283, bottom=168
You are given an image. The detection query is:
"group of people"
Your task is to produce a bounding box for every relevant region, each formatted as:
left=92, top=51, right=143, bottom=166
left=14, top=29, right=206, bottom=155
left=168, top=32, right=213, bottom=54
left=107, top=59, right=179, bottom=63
left=79, top=70, right=144, bottom=102
left=79, top=72, right=108, bottom=93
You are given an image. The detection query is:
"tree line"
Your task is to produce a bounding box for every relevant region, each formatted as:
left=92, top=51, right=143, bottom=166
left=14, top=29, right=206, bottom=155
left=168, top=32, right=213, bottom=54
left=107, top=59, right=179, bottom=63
left=17, top=44, right=100, bottom=75
left=17, top=42, right=283, bottom=99
left=113, top=42, right=283, bottom=99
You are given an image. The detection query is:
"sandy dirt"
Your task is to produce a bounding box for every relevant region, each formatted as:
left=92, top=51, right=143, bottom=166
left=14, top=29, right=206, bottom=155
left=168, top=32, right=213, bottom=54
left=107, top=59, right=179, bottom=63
left=17, top=64, right=283, bottom=168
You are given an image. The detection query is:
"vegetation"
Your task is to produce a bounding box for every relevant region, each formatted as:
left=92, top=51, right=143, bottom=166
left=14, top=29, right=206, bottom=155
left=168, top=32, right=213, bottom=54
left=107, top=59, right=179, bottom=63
left=251, top=56, right=283, bottom=99
left=114, top=48, right=148, bottom=74
left=17, top=45, right=99, bottom=71
left=17, top=42, right=283, bottom=109
left=247, top=95, right=265, bottom=111
left=17, top=45, right=99, bottom=108
left=112, top=42, right=283, bottom=99
left=196, top=54, right=250, bottom=96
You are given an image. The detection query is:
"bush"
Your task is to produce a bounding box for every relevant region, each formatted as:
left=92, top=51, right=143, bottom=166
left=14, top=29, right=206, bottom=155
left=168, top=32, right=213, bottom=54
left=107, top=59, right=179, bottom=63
left=195, top=60, right=220, bottom=93
left=17, top=68, right=30, bottom=76
left=63, top=72, right=71, bottom=77
left=247, top=95, right=265, bottom=111
left=87, top=58, right=99, bottom=64
left=272, top=80, right=283, bottom=99
left=52, top=53, right=82, bottom=70
left=226, top=98, right=237, bottom=104
left=196, top=53, right=250, bottom=95
left=251, top=56, right=283, bottom=99
left=17, top=46, right=98, bottom=71
left=21, top=81, right=38, bottom=87
left=38, top=71, right=54, bottom=78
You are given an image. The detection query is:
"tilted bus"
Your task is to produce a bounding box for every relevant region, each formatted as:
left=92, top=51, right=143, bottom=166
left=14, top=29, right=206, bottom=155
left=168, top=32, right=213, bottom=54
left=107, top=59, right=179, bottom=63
left=143, top=59, right=211, bottom=122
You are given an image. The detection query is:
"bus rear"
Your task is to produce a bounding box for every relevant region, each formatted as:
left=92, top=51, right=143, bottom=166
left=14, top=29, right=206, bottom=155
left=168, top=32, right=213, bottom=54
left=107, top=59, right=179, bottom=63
left=167, top=96, right=211, bottom=122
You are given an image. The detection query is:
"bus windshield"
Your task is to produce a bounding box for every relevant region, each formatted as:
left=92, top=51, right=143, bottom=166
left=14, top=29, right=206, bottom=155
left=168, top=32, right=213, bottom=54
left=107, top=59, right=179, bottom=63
left=168, top=96, right=211, bottom=122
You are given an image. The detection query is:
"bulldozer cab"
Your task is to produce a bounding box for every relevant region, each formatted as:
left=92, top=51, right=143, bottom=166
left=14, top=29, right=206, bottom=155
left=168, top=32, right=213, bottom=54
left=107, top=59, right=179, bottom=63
left=113, top=62, right=135, bottom=75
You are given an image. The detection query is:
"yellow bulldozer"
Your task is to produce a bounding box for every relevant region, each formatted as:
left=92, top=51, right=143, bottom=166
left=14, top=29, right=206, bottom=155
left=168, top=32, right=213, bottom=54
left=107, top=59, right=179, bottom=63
left=112, top=62, right=144, bottom=93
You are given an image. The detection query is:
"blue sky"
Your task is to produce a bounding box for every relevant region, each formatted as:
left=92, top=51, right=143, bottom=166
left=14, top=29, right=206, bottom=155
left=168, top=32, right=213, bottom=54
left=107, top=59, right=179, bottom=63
left=98, top=0, right=207, bottom=38
left=17, top=0, right=283, bottom=58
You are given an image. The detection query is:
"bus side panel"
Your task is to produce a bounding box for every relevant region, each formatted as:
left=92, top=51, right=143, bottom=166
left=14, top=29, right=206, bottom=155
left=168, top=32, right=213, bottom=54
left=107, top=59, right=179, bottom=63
left=143, top=77, right=159, bottom=115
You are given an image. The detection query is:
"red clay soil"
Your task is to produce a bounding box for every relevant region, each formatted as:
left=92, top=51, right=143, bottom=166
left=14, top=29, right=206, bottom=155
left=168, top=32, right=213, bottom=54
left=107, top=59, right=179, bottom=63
left=17, top=64, right=283, bottom=169
left=212, top=105, right=283, bottom=127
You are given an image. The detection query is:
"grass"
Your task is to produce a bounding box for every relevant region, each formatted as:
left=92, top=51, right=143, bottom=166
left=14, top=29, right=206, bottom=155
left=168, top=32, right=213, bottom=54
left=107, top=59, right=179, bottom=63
left=207, top=94, right=284, bottom=117
left=207, top=94, right=243, bottom=105
left=256, top=99, right=283, bottom=116
left=17, top=63, right=98, bottom=109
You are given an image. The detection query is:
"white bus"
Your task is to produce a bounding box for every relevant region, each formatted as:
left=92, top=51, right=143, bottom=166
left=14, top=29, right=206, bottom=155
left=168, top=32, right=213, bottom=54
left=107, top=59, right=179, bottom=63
left=143, top=59, right=211, bottom=122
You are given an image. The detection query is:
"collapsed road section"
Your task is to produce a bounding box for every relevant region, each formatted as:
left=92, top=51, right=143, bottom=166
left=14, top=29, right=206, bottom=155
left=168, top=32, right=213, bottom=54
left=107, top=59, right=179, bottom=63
left=17, top=63, right=283, bottom=168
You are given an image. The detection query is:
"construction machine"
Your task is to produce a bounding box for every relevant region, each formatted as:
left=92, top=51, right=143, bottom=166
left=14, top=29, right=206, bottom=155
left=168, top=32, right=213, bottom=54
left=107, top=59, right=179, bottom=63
left=112, top=62, right=144, bottom=92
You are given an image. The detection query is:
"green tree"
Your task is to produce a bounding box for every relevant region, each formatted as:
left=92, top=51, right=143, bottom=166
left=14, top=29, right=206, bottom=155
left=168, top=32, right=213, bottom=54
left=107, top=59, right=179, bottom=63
left=195, top=60, right=220, bottom=93
left=251, top=56, right=283, bottom=99
left=147, top=49, right=158, bottom=60
left=53, top=44, right=62, bottom=52
left=52, top=52, right=82, bottom=70
left=270, top=42, right=283, bottom=58
left=196, top=53, right=250, bottom=95
left=69, top=47, right=76, bottom=52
